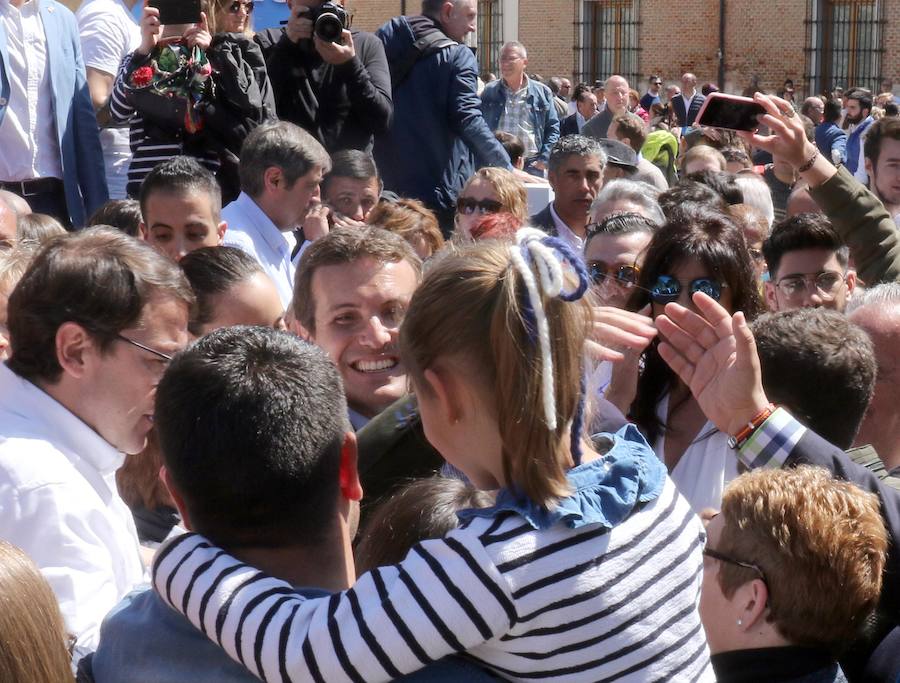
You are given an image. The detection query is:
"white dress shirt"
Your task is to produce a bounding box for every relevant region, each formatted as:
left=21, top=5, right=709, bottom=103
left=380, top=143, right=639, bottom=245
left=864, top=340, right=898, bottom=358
left=0, top=364, right=145, bottom=650
left=0, top=0, right=63, bottom=181
left=549, top=202, right=584, bottom=254
left=222, top=192, right=297, bottom=308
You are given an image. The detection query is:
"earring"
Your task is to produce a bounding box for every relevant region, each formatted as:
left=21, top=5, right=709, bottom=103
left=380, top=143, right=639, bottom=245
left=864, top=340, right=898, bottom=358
left=737, top=619, right=743, bottom=626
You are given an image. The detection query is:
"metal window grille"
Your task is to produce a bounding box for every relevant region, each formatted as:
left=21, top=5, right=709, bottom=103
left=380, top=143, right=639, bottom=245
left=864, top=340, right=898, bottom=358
left=805, top=0, right=884, bottom=95
left=477, top=0, right=503, bottom=76
left=574, top=0, right=641, bottom=86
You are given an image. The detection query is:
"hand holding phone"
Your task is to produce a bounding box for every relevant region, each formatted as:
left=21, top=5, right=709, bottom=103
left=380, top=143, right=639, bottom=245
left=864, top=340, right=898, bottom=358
left=695, top=92, right=767, bottom=132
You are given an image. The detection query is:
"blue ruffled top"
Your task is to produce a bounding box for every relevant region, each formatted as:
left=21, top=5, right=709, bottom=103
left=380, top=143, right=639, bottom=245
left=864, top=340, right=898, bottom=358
left=457, top=424, right=668, bottom=530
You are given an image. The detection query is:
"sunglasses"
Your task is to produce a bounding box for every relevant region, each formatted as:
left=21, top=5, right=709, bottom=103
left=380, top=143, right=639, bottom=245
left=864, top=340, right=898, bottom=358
left=456, top=197, right=503, bottom=216
left=703, top=547, right=767, bottom=583
left=650, top=275, right=727, bottom=304
left=588, top=261, right=639, bottom=287
left=228, top=0, right=254, bottom=13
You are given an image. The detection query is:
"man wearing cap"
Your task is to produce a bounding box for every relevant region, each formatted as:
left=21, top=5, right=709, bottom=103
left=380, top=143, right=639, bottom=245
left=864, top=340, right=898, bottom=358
left=598, top=139, right=638, bottom=183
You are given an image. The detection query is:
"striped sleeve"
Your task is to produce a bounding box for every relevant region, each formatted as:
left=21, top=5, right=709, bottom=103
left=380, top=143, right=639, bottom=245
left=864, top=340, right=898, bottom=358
left=736, top=407, right=806, bottom=471
left=152, top=531, right=517, bottom=683
left=109, top=52, right=139, bottom=124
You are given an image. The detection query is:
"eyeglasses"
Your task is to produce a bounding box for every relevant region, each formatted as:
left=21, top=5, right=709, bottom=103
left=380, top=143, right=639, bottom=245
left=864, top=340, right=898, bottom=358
left=588, top=261, right=640, bottom=287
left=703, top=547, right=767, bottom=583
left=456, top=197, right=503, bottom=216
left=748, top=247, right=764, bottom=262
left=649, top=275, right=727, bottom=304
left=228, top=0, right=254, bottom=13
left=775, top=271, right=845, bottom=301
left=116, top=334, right=173, bottom=362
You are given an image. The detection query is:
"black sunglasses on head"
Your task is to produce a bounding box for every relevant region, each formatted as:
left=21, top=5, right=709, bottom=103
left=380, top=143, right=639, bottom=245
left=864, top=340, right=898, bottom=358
left=650, top=275, right=726, bottom=304
left=456, top=197, right=503, bottom=216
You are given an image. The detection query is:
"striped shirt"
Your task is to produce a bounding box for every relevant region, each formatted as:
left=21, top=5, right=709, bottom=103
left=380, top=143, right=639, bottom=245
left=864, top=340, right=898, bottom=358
left=152, top=475, right=712, bottom=682
left=109, top=52, right=221, bottom=198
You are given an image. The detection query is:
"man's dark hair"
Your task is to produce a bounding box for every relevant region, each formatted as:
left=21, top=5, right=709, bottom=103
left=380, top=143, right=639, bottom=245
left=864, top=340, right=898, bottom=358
left=585, top=212, right=655, bottom=252
left=293, top=227, right=422, bottom=334
left=847, top=87, right=874, bottom=114
left=494, top=131, right=525, bottom=167
left=823, top=98, right=842, bottom=123
left=752, top=308, right=875, bottom=448
left=548, top=135, right=606, bottom=175
left=571, top=82, right=591, bottom=102
left=321, top=150, right=381, bottom=197
left=658, top=180, right=728, bottom=217
left=864, top=116, right=900, bottom=166
left=139, top=156, right=222, bottom=222
left=239, top=121, right=331, bottom=198
left=87, top=199, right=142, bottom=237
left=885, top=103, right=899, bottom=117
left=155, top=327, right=349, bottom=548
left=685, top=170, right=744, bottom=205
left=421, top=0, right=453, bottom=18
left=763, top=213, right=849, bottom=280
left=7, top=228, right=195, bottom=383
left=179, top=246, right=265, bottom=336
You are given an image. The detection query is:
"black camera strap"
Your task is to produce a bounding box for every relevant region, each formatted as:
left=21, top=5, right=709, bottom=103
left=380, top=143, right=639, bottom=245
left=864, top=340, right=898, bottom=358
left=390, top=28, right=456, bottom=89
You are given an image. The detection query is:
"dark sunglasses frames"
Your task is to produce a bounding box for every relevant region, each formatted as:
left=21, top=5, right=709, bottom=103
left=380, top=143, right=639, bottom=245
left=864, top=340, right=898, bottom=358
left=588, top=261, right=639, bottom=287
left=456, top=197, right=503, bottom=216
left=649, top=275, right=726, bottom=304
left=228, top=1, right=254, bottom=13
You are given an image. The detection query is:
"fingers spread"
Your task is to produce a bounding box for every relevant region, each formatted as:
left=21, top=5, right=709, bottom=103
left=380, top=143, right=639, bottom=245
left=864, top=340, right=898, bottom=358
left=657, top=341, right=694, bottom=386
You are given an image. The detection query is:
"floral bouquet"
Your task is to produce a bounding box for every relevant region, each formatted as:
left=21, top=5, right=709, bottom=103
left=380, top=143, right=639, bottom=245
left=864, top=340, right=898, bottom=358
left=127, top=41, right=214, bottom=134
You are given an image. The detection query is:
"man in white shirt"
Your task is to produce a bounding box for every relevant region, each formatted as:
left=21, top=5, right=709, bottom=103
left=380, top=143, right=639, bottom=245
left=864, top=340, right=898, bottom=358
left=223, top=121, right=331, bottom=308
left=77, top=0, right=141, bottom=200
left=0, top=228, right=193, bottom=652
left=529, top=135, right=607, bottom=254
left=0, top=0, right=108, bottom=226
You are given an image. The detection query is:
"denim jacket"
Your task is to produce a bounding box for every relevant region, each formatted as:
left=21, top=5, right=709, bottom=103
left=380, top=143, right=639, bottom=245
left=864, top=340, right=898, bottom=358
left=480, top=77, right=560, bottom=163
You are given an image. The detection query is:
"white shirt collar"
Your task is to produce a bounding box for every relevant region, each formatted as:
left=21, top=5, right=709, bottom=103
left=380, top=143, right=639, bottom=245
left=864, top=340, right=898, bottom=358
left=232, top=192, right=292, bottom=256
left=0, top=364, right=124, bottom=475
left=549, top=202, right=584, bottom=253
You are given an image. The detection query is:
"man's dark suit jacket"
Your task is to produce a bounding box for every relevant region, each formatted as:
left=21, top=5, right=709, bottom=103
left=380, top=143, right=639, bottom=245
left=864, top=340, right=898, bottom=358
left=671, top=92, right=706, bottom=127
left=529, top=203, right=557, bottom=236
left=560, top=113, right=580, bottom=137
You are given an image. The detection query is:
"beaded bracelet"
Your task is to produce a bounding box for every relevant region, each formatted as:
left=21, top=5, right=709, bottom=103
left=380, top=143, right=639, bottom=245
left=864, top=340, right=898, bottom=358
left=797, top=149, right=819, bottom=174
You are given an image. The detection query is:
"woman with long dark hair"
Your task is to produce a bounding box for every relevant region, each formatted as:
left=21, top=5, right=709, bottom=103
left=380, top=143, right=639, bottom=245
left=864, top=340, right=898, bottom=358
left=617, top=203, right=763, bottom=511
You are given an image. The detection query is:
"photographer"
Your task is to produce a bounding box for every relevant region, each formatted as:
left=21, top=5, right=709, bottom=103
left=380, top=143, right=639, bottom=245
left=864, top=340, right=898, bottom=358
left=254, top=0, right=392, bottom=153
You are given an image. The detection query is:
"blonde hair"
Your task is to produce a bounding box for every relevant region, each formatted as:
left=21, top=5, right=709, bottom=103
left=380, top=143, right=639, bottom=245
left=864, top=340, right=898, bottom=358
left=0, top=541, right=73, bottom=683
left=366, top=199, right=445, bottom=258
left=0, top=243, right=38, bottom=296
left=400, top=236, right=592, bottom=507
left=718, top=466, right=887, bottom=652
left=461, top=168, right=528, bottom=222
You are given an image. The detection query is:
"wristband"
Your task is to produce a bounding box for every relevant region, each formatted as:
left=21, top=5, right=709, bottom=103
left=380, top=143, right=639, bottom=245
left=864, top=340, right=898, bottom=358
left=727, top=403, right=776, bottom=450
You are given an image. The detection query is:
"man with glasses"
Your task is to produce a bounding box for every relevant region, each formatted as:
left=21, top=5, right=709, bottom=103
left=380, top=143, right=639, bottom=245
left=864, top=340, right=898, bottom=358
left=640, top=74, right=663, bottom=112
left=584, top=212, right=654, bottom=308
left=762, top=213, right=856, bottom=312
left=0, top=228, right=193, bottom=653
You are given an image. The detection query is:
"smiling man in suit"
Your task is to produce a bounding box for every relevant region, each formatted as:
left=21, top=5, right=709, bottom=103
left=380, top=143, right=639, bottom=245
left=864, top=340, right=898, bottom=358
left=0, top=0, right=108, bottom=227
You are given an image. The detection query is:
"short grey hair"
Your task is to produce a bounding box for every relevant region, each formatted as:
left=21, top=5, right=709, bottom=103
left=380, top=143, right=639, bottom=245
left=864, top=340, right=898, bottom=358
left=239, top=122, right=331, bottom=198
left=501, top=41, right=527, bottom=59
left=847, top=282, right=900, bottom=315
left=591, top=179, right=665, bottom=226
left=734, top=173, right=775, bottom=228
left=548, top=135, right=607, bottom=175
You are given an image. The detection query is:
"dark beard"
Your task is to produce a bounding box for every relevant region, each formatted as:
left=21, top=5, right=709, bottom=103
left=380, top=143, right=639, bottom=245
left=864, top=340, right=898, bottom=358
left=845, top=112, right=864, bottom=126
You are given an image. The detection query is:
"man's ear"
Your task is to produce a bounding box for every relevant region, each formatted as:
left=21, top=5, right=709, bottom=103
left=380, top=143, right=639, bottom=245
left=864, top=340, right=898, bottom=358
left=263, top=166, right=284, bottom=194
left=764, top=281, right=779, bottom=311
left=338, top=431, right=363, bottom=502
left=735, top=578, right=770, bottom=632
left=864, top=157, right=875, bottom=184
left=139, top=221, right=149, bottom=240
left=216, top=220, right=227, bottom=243
left=55, top=322, right=94, bottom=380
left=160, top=466, right=192, bottom=531
left=290, top=316, right=312, bottom=341
left=845, top=269, right=858, bottom=295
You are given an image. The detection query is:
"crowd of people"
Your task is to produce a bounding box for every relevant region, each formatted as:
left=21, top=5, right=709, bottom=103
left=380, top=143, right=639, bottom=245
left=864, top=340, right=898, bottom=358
left=1, top=0, right=900, bottom=680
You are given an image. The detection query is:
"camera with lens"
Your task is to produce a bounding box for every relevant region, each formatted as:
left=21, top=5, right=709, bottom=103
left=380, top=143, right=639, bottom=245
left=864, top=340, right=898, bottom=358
left=307, top=2, right=349, bottom=43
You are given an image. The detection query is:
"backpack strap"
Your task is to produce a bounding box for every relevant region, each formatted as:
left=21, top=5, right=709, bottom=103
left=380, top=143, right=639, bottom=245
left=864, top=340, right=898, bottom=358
left=390, top=28, right=456, bottom=88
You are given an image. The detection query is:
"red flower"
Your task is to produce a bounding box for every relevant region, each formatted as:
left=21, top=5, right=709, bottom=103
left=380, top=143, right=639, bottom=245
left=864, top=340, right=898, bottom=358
left=130, top=66, right=154, bottom=88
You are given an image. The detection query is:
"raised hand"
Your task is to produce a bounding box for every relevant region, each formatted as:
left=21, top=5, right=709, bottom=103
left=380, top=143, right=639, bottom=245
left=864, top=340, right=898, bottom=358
left=137, top=3, right=162, bottom=56
left=655, top=291, right=770, bottom=436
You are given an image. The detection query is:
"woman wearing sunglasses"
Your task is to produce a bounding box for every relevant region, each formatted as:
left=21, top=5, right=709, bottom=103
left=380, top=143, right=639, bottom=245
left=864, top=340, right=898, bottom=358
left=212, top=0, right=255, bottom=34
left=454, top=168, right=528, bottom=239
left=615, top=203, right=763, bottom=512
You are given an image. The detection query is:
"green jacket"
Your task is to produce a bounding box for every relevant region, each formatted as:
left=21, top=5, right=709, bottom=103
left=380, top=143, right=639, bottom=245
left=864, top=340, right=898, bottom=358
left=810, top=166, right=900, bottom=286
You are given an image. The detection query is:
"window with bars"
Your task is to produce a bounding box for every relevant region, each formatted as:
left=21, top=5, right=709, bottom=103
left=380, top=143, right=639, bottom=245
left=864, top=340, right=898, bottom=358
left=477, top=0, right=504, bottom=77
left=574, top=0, right=641, bottom=86
left=805, top=0, right=884, bottom=95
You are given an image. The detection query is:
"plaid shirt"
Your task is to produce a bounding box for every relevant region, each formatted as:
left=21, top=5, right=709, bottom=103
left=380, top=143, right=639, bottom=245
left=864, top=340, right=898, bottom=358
left=496, top=78, right=537, bottom=159
left=737, top=407, right=807, bottom=469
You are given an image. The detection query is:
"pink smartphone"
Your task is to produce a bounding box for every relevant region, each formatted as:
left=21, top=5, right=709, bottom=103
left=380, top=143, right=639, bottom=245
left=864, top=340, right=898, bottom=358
left=694, top=93, right=766, bottom=132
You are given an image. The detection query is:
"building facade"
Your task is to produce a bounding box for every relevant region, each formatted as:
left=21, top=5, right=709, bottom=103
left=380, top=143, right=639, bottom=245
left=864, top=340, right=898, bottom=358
left=352, top=0, right=900, bottom=97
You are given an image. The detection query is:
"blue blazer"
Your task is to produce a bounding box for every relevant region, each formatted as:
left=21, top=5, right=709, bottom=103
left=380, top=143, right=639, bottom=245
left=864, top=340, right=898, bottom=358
left=0, top=0, right=108, bottom=226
